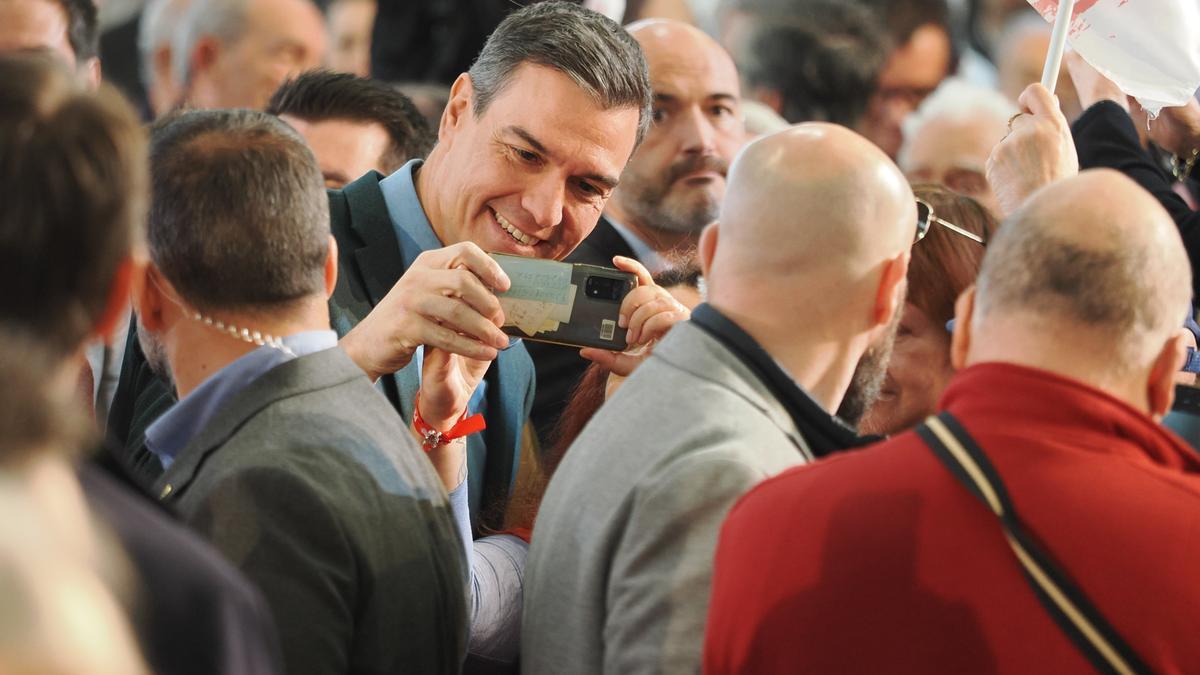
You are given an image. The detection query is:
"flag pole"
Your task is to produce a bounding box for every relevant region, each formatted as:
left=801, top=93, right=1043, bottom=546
left=1041, top=0, right=1077, bottom=94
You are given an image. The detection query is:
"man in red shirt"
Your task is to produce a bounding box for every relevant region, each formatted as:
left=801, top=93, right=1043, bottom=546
left=704, top=169, right=1200, bottom=674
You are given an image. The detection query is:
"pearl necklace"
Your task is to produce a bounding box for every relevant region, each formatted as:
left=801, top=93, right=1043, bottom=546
left=189, top=311, right=296, bottom=358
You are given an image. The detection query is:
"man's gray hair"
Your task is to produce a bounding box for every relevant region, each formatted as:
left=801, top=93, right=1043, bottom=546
left=138, top=0, right=191, bottom=88
left=898, top=78, right=1017, bottom=167
left=169, top=0, right=249, bottom=86
left=148, top=109, right=330, bottom=311
left=467, top=1, right=652, bottom=145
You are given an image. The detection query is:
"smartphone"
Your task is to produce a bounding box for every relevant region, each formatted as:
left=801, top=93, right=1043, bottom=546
left=1165, top=384, right=1200, bottom=452
left=490, top=252, right=637, bottom=351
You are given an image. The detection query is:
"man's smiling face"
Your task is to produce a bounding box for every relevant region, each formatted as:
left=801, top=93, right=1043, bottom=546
left=431, top=63, right=641, bottom=260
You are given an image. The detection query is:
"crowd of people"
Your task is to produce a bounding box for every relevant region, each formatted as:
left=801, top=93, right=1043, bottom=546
left=1, top=0, right=1198, bottom=672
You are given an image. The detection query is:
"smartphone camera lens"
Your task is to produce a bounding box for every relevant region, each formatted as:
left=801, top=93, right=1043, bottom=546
left=585, top=276, right=625, bottom=301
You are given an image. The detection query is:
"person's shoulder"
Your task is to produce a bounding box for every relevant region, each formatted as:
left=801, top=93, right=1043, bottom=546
left=77, top=463, right=281, bottom=630
left=730, top=431, right=927, bottom=515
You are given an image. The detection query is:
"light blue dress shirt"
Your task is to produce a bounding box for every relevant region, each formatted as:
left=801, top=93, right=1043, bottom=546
left=144, top=330, right=338, bottom=470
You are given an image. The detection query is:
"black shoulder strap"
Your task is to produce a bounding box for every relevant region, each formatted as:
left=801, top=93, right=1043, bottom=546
left=916, top=412, right=1153, bottom=675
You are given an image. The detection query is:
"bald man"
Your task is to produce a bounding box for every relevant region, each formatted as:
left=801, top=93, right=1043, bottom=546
left=705, top=169, right=1200, bottom=673
left=523, top=123, right=916, bottom=674
left=526, top=18, right=746, bottom=443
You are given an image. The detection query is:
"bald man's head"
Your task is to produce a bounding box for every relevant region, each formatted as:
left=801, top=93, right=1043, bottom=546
left=701, top=123, right=916, bottom=415
left=712, top=123, right=915, bottom=296
left=968, top=170, right=1191, bottom=399
left=606, top=20, right=744, bottom=246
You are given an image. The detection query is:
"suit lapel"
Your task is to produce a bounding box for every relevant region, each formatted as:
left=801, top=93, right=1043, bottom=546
left=341, top=172, right=407, bottom=309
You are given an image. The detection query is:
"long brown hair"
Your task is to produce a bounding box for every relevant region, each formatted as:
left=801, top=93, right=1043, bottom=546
left=909, top=184, right=995, bottom=327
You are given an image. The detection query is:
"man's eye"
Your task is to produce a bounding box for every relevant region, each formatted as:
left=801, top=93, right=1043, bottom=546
left=514, top=147, right=540, bottom=163
left=577, top=180, right=602, bottom=197
left=711, top=105, right=732, bottom=117
left=651, top=109, right=666, bottom=124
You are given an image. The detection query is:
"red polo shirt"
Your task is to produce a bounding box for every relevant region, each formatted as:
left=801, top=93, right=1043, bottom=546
left=704, top=363, right=1200, bottom=674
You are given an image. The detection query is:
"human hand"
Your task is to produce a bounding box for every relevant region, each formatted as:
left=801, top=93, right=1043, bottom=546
left=986, top=83, right=1080, bottom=218
left=580, top=256, right=690, bottom=377
left=340, top=242, right=511, bottom=381
left=1146, top=98, right=1200, bottom=159
left=418, top=346, right=492, bottom=491
left=1064, top=51, right=1128, bottom=113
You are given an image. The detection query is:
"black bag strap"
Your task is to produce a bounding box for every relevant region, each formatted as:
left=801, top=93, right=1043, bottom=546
left=916, top=412, right=1154, bottom=675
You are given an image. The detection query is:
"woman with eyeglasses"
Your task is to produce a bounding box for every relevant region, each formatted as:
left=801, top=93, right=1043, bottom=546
left=859, top=184, right=994, bottom=436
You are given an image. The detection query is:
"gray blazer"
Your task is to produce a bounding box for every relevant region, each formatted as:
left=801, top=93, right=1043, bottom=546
left=522, top=322, right=812, bottom=675
left=153, top=347, right=468, bottom=675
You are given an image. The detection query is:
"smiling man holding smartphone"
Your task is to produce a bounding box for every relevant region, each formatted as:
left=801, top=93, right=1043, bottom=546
left=110, top=1, right=686, bottom=536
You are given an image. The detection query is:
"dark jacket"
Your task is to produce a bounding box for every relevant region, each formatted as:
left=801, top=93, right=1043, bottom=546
left=108, top=172, right=535, bottom=532
left=523, top=215, right=636, bottom=444
left=1072, top=100, right=1200, bottom=298
left=153, top=347, right=469, bottom=675
left=81, top=456, right=283, bottom=675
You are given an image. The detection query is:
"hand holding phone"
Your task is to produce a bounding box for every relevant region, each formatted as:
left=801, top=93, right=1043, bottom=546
left=490, top=253, right=636, bottom=350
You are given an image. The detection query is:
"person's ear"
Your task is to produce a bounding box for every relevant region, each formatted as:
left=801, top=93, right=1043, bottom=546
left=190, top=36, right=221, bottom=79
left=950, top=286, right=976, bottom=371
left=1148, top=331, right=1187, bottom=419
left=753, top=87, right=784, bottom=116
left=873, top=250, right=910, bottom=329
left=91, top=255, right=141, bottom=344
left=132, top=262, right=171, bottom=334
left=324, top=236, right=339, bottom=299
left=439, top=73, right=474, bottom=143
left=698, top=221, right=719, bottom=279
left=80, top=57, right=101, bottom=90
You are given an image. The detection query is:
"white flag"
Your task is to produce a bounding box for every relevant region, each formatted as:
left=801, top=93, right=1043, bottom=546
left=1027, top=0, right=1200, bottom=115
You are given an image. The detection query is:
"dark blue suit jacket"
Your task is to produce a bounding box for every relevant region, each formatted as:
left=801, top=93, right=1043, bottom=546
left=328, top=171, right=535, bottom=532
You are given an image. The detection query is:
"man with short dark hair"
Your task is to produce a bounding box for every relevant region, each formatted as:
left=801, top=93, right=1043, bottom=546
left=705, top=170, right=1200, bottom=673
left=133, top=108, right=469, bottom=674
left=732, top=0, right=889, bottom=126
left=856, top=0, right=956, bottom=158
left=0, top=53, right=282, bottom=675
left=267, top=69, right=434, bottom=188
left=526, top=18, right=738, bottom=445
left=0, top=0, right=99, bottom=84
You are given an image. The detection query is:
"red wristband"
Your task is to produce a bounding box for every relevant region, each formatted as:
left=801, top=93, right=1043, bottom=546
left=413, top=391, right=487, bottom=453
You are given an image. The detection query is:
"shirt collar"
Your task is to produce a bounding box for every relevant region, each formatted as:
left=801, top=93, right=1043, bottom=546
left=379, top=159, right=443, bottom=270
left=942, top=362, right=1200, bottom=470
left=145, top=330, right=338, bottom=470
left=606, top=217, right=670, bottom=275
left=689, top=303, right=879, bottom=458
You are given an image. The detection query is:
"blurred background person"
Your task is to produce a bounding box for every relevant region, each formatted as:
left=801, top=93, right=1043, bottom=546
left=0, top=338, right=148, bottom=675
left=137, top=0, right=190, bottom=117
left=0, top=0, right=100, bottom=84
left=859, top=184, right=993, bottom=436
left=899, top=78, right=1016, bottom=215
left=171, top=0, right=326, bottom=110
left=266, top=69, right=434, bottom=187
left=326, top=0, right=373, bottom=76
left=0, top=52, right=283, bottom=675
left=731, top=0, right=888, bottom=128
left=857, top=0, right=957, bottom=159
left=994, top=11, right=1081, bottom=121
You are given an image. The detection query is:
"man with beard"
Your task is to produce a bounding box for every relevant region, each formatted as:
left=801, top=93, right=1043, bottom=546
left=522, top=123, right=916, bottom=674
left=527, top=18, right=746, bottom=443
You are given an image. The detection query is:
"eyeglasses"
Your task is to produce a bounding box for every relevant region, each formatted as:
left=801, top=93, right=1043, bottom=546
left=915, top=198, right=986, bottom=246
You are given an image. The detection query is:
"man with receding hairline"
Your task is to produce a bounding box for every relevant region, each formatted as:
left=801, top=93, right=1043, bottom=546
left=524, top=122, right=915, bottom=674
left=705, top=169, right=1200, bottom=673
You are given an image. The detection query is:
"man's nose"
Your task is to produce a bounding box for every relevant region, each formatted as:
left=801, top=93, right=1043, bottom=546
left=676, top=105, right=719, bottom=156
left=521, top=174, right=565, bottom=230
